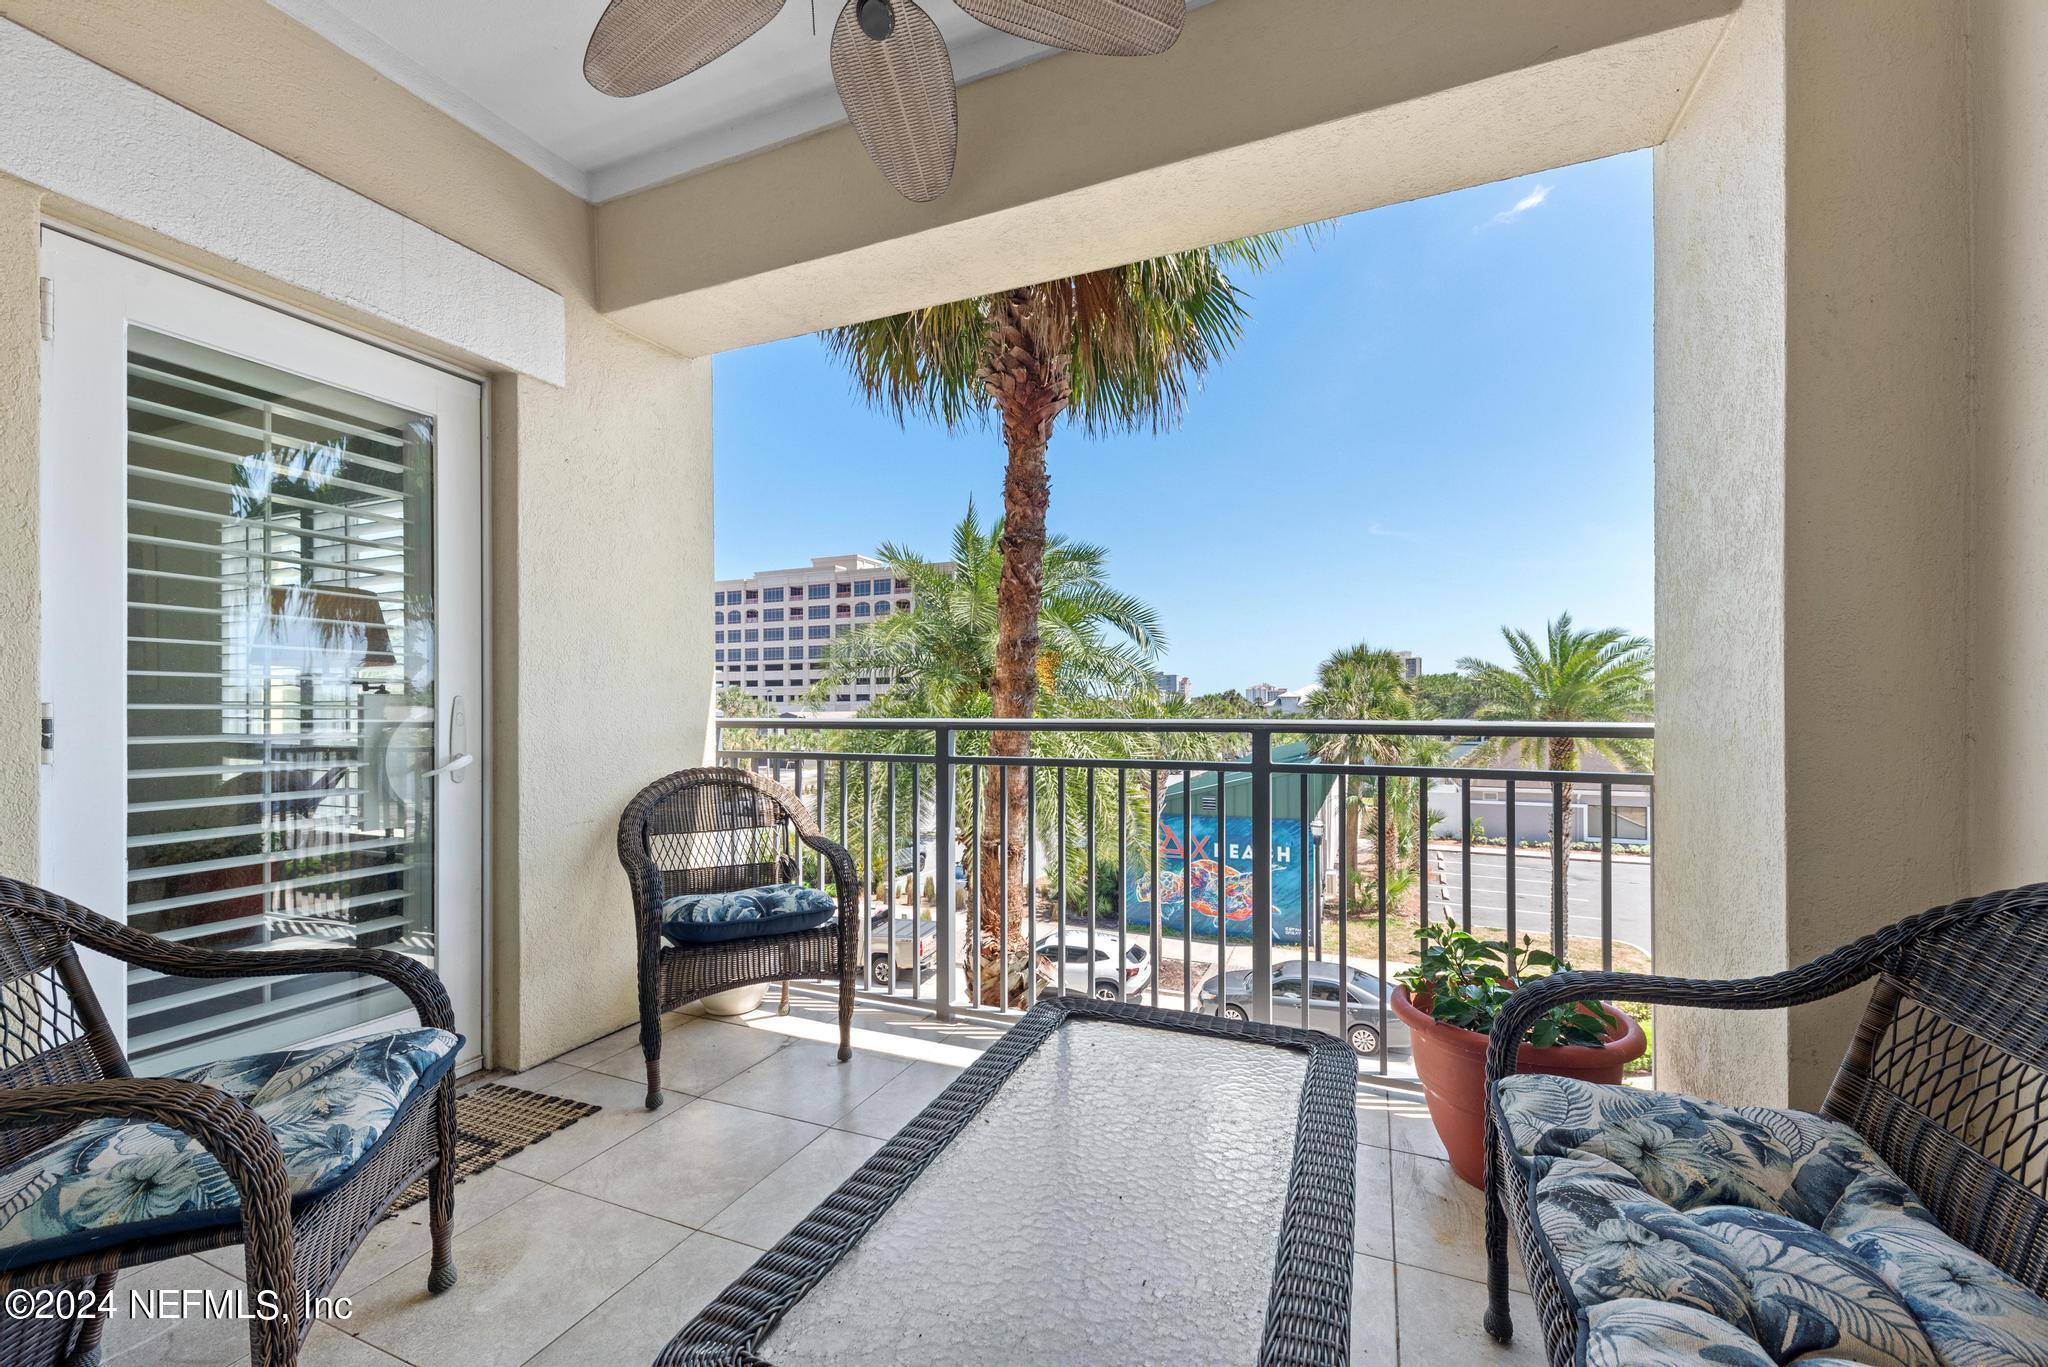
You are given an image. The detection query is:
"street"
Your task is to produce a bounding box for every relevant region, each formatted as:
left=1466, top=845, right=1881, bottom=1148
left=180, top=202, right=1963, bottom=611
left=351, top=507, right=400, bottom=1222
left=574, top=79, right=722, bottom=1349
left=1426, top=845, right=1650, bottom=956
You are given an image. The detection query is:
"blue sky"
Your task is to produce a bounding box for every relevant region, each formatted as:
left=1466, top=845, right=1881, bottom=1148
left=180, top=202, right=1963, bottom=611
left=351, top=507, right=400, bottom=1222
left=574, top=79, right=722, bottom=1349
left=714, top=149, right=1652, bottom=695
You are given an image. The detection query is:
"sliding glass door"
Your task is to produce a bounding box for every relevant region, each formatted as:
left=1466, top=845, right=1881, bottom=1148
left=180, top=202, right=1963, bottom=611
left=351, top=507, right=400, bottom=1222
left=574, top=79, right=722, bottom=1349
left=39, top=230, right=483, bottom=1072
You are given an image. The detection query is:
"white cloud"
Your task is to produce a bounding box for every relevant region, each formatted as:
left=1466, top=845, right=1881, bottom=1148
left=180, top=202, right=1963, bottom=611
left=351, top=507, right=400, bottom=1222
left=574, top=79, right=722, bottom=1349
left=1366, top=522, right=1417, bottom=541
left=1486, top=183, right=1553, bottom=228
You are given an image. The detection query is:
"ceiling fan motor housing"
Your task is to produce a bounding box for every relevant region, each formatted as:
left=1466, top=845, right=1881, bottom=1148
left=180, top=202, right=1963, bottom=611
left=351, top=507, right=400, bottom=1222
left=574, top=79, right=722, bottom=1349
left=857, top=0, right=896, bottom=40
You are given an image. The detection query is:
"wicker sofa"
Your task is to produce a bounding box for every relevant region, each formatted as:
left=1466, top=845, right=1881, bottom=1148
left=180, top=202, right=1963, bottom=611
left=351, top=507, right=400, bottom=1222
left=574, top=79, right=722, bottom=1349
left=617, top=768, right=861, bottom=1110
left=1483, top=883, right=2048, bottom=1366
left=0, top=877, right=461, bottom=1367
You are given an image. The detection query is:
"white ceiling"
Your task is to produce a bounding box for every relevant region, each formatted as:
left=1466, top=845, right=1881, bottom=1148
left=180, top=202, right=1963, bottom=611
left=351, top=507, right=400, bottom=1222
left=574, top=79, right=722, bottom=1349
left=268, top=0, right=1109, bottom=202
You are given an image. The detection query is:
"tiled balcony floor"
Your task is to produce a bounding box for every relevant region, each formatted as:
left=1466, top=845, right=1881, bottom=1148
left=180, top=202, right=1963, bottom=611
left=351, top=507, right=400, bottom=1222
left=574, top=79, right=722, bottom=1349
left=105, top=997, right=1546, bottom=1366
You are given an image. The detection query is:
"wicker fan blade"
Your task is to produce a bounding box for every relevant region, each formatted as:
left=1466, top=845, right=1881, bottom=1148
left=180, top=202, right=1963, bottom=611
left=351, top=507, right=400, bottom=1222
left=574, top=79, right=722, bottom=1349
left=955, top=0, right=1183, bottom=56
left=831, top=0, right=957, bottom=203
left=584, top=0, right=785, bottom=97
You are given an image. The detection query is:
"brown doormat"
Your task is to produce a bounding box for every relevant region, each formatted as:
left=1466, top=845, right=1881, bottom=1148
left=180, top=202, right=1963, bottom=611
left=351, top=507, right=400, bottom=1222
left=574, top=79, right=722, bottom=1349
left=386, top=1083, right=601, bottom=1215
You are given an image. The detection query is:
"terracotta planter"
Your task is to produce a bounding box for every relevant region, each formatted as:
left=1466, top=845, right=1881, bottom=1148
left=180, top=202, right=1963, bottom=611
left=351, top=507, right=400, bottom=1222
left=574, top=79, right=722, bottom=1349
left=1390, top=986, right=1646, bottom=1188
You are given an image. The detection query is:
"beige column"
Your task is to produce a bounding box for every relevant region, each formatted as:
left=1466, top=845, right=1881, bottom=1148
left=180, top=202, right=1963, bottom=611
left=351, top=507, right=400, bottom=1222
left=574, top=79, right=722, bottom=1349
left=0, top=175, right=42, bottom=880
left=1654, top=0, right=1972, bottom=1109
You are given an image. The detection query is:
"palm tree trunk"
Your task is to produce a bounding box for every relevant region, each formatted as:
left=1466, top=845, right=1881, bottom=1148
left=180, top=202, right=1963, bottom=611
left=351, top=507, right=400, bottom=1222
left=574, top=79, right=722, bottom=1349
left=1547, top=734, right=1578, bottom=844
left=972, top=287, right=1072, bottom=1006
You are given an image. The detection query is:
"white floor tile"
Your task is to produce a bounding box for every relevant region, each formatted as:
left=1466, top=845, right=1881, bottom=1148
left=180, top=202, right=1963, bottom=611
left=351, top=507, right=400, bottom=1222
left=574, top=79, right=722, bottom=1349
left=703, top=1039, right=909, bottom=1126
left=343, top=1184, right=687, bottom=1367
left=704, top=1129, right=885, bottom=1249
left=527, top=1232, right=762, bottom=1365
left=554, top=1097, right=824, bottom=1228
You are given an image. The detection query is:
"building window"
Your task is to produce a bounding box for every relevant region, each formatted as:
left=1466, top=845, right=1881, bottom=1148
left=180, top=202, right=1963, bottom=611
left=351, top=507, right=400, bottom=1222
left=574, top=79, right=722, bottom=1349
left=713, top=611, right=723, bottom=625
left=836, top=582, right=852, bottom=596
left=763, top=627, right=783, bottom=642
left=714, top=649, right=724, bottom=661
left=895, top=579, right=910, bottom=591
left=744, top=629, right=760, bottom=642
left=745, top=648, right=759, bottom=661
left=854, top=602, right=870, bottom=617
left=895, top=600, right=910, bottom=612
left=763, top=587, right=784, bottom=603
left=837, top=694, right=852, bottom=703
left=763, top=608, right=783, bottom=622
left=836, top=604, right=851, bottom=617
left=874, top=602, right=891, bottom=617
left=853, top=580, right=871, bottom=596
left=810, top=645, right=827, bottom=659
left=808, top=584, right=830, bottom=600
left=809, top=605, right=829, bottom=620
left=744, top=589, right=759, bottom=602
left=835, top=624, right=851, bottom=636
left=764, top=647, right=784, bottom=661
left=809, top=626, right=829, bottom=639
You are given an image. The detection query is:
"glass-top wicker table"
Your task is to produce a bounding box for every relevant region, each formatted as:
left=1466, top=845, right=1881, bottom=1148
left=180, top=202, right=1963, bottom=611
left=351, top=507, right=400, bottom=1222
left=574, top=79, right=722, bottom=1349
left=656, top=998, right=1358, bottom=1367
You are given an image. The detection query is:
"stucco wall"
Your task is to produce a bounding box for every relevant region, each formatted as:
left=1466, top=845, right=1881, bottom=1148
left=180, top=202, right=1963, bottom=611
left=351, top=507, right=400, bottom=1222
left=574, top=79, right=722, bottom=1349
left=0, top=175, right=39, bottom=879
left=1656, top=0, right=1973, bottom=1109
left=0, top=0, right=713, bottom=1068
left=1652, top=0, right=1793, bottom=1108
left=1780, top=0, right=1971, bottom=1106
left=1968, top=0, right=2048, bottom=897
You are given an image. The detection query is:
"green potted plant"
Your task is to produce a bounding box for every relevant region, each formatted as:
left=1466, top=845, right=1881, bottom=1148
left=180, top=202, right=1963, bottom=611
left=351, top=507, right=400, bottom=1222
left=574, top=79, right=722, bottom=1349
left=1391, top=924, right=1646, bottom=1186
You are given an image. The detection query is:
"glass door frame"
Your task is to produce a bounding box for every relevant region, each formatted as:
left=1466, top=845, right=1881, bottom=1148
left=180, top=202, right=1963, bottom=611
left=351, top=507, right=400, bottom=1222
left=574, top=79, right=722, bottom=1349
left=36, top=226, right=487, bottom=1071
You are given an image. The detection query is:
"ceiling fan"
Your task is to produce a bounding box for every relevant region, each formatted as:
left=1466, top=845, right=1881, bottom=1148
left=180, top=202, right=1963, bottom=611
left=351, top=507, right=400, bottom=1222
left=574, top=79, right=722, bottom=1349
left=583, top=0, right=1186, bottom=203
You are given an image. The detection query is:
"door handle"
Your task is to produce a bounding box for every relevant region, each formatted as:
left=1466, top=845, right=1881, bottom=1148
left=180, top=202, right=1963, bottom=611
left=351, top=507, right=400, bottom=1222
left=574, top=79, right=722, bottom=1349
left=432, top=696, right=470, bottom=784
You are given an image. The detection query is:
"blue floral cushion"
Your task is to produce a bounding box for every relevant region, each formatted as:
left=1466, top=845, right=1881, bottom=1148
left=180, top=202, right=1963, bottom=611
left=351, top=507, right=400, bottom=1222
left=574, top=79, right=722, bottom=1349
left=660, top=882, right=836, bottom=945
left=0, top=1026, right=461, bottom=1272
left=1499, top=1076, right=2048, bottom=1365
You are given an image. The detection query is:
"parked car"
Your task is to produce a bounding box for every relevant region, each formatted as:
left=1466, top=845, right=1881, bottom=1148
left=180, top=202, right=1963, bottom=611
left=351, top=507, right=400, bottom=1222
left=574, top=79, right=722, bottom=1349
left=869, top=911, right=938, bottom=987
left=1033, top=929, right=1152, bottom=1000
left=1196, top=961, right=1408, bottom=1057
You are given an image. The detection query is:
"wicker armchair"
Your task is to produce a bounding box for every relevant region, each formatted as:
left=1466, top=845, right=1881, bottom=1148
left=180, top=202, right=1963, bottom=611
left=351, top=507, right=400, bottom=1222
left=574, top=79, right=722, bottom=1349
left=0, top=877, right=459, bottom=1367
left=617, top=769, right=861, bottom=1110
left=1483, top=883, right=2048, bottom=1366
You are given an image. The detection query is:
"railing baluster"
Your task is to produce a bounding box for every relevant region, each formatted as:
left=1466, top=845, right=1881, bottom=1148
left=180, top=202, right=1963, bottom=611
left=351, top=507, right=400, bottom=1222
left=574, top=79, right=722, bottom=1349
left=970, top=761, right=982, bottom=1007
left=1056, top=767, right=1068, bottom=999
left=1149, top=768, right=1162, bottom=1010
left=1299, top=769, right=1310, bottom=1032
left=1183, top=765, right=1194, bottom=1016
left=999, top=765, right=1011, bottom=1012
left=934, top=728, right=955, bottom=1021
left=1460, top=775, right=1473, bottom=933
left=1337, top=775, right=1350, bottom=1043
left=1115, top=768, right=1127, bottom=1003
left=1375, top=776, right=1388, bottom=1079
left=1026, top=767, right=1038, bottom=1009
left=1504, top=777, right=1518, bottom=949
left=1601, top=781, right=1614, bottom=972
left=886, top=760, right=898, bottom=1000
left=1551, top=779, right=1568, bottom=961
left=1250, top=731, right=1273, bottom=1025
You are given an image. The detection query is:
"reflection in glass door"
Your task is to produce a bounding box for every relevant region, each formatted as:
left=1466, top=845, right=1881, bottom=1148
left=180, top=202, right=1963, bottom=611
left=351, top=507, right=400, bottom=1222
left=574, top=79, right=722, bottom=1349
left=123, top=330, right=444, bottom=1071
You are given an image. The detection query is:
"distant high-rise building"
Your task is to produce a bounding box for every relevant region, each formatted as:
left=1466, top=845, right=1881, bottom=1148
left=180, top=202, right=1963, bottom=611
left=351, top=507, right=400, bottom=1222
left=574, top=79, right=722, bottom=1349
left=713, top=555, right=925, bottom=708
left=1398, top=652, right=1422, bottom=679
left=1152, top=671, right=1191, bottom=701
left=1245, top=682, right=1288, bottom=707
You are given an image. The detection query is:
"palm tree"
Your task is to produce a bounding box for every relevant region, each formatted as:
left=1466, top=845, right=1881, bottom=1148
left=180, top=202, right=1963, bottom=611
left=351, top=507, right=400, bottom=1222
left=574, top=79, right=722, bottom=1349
left=1457, top=614, right=1654, bottom=828
left=1304, top=644, right=1442, bottom=910
left=822, top=237, right=1296, bottom=1002
left=821, top=504, right=1164, bottom=995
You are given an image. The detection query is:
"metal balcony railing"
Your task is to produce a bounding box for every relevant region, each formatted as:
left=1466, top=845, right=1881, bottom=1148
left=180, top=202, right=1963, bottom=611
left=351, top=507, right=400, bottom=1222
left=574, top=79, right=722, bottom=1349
left=715, top=716, right=1653, bottom=1081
